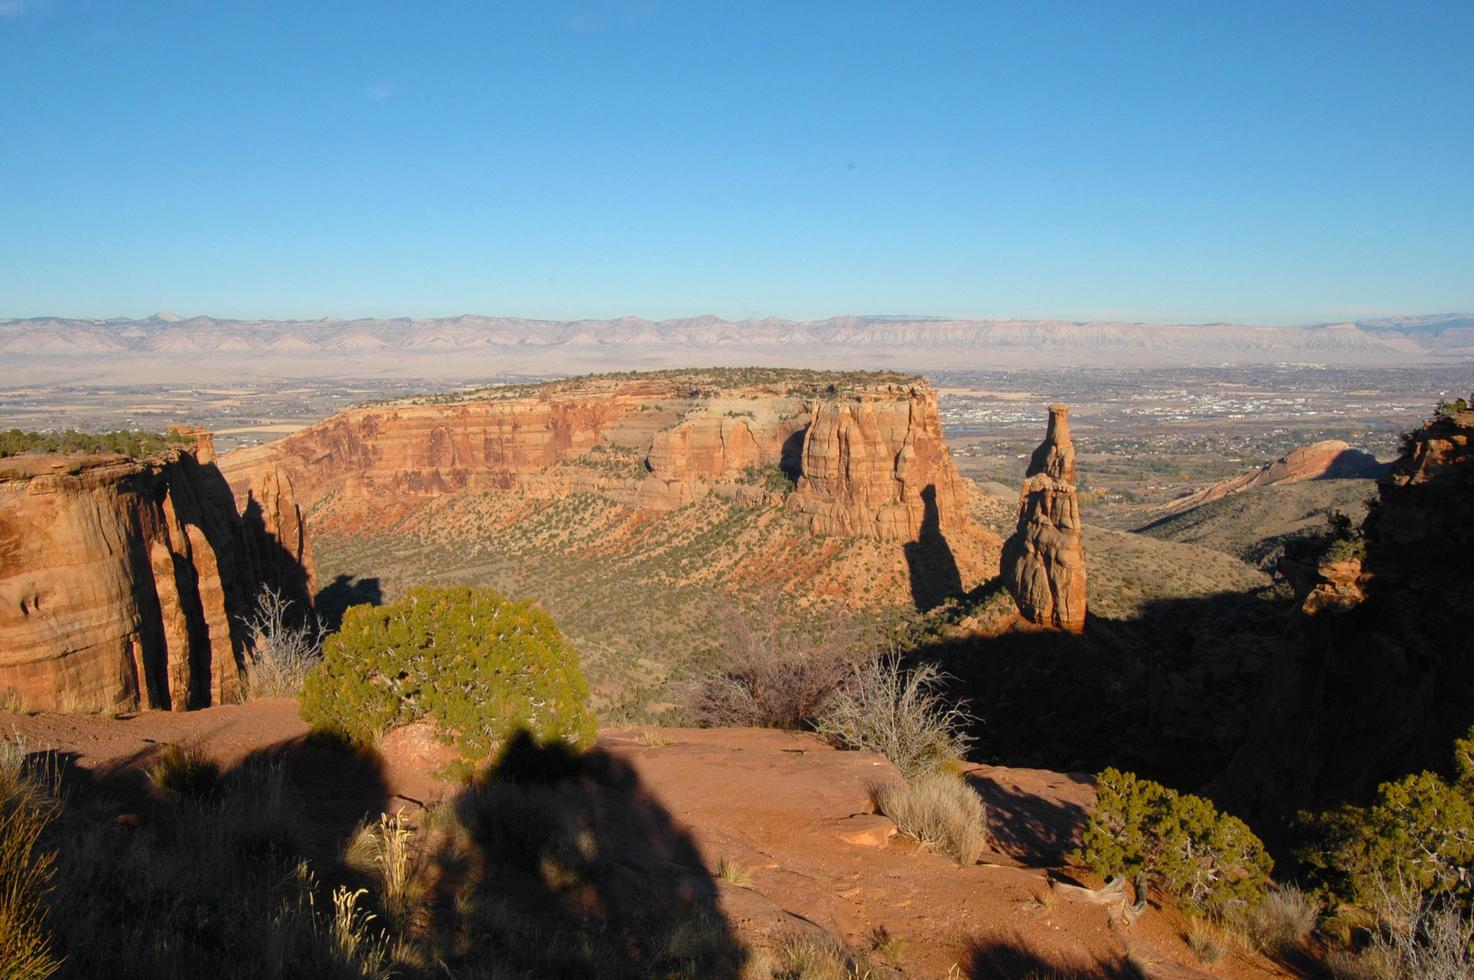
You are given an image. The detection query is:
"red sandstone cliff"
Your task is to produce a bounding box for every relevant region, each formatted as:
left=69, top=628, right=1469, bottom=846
left=220, top=371, right=996, bottom=599
left=0, top=439, right=315, bottom=712
left=1002, top=405, right=1087, bottom=632
left=1151, top=439, right=1386, bottom=521
left=1218, top=402, right=1474, bottom=816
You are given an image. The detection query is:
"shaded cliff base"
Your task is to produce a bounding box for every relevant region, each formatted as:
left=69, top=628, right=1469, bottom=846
left=3, top=700, right=1287, bottom=979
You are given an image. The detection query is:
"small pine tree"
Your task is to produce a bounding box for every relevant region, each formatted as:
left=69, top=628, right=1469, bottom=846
left=300, top=586, right=596, bottom=765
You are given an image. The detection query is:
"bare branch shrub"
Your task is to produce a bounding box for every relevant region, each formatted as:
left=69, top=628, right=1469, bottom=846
left=871, top=774, right=988, bottom=865
left=687, top=599, right=873, bottom=729
left=241, top=585, right=324, bottom=699
left=814, top=654, right=973, bottom=779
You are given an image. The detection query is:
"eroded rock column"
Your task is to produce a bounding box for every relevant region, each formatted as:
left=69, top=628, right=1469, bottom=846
left=1003, top=404, right=1087, bottom=633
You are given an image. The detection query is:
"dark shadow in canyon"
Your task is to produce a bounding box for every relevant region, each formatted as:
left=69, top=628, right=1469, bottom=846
left=913, top=586, right=1294, bottom=824
left=314, top=573, right=384, bottom=630
left=778, top=425, right=808, bottom=485
left=905, top=484, right=964, bottom=611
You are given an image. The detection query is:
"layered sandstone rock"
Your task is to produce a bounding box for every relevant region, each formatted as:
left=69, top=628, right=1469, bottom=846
left=787, top=386, right=971, bottom=542
left=0, top=443, right=315, bottom=712
left=1151, top=439, right=1386, bottom=520
left=1002, top=405, right=1087, bottom=632
left=1219, top=402, right=1474, bottom=816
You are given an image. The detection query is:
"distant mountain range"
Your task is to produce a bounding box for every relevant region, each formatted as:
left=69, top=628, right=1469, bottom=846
left=3, top=312, right=1469, bottom=382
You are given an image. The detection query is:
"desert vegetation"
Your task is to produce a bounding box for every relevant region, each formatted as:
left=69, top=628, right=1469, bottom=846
left=241, top=585, right=325, bottom=699
left=301, top=586, right=596, bottom=770
left=0, top=427, right=193, bottom=459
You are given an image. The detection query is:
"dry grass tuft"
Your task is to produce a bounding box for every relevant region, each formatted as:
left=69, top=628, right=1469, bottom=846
left=871, top=774, right=987, bottom=866
left=147, top=743, right=220, bottom=800
left=0, top=732, right=60, bottom=980
left=717, top=856, right=753, bottom=888
left=1228, top=884, right=1319, bottom=955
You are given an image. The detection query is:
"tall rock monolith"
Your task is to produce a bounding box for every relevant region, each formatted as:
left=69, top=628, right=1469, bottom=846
left=1003, top=404, right=1087, bottom=632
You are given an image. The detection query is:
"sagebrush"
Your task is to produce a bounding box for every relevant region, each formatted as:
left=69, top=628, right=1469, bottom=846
left=814, top=655, right=972, bottom=779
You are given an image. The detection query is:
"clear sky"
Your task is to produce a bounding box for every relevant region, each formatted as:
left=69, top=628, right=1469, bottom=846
left=1, top=1, right=1471, bottom=325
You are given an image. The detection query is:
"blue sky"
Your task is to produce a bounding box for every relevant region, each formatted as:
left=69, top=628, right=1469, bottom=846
left=1, top=1, right=1470, bottom=324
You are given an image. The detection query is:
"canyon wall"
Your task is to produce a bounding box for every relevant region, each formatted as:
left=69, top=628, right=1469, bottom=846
left=0, top=436, right=315, bottom=711
left=220, top=371, right=996, bottom=595
left=1219, top=403, right=1474, bottom=818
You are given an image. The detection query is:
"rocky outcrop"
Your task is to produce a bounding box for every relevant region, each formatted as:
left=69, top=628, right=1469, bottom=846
left=1002, top=405, right=1087, bottom=632
left=787, top=386, right=972, bottom=543
left=223, top=372, right=983, bottom=543
left=219, top=371, right=996, bottom=612
left=1150, top=439, right=1386, bottom=521
left=1219, top=402, right=1474, bottom=817
left=0, top=441, right=315, bottom=712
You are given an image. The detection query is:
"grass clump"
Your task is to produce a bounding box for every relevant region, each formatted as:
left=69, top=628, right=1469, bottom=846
left=871, top=775, right=987, bottom=866
left=148, top=743, right=220, bottom=800
left=0, top=733, right=60, bottom=980
left=1228, top=883, right=1318, bottom=956
left=301, top=586, right=596, bottom=765
left=716, top=857, right=753, bottom=888
left=814, top=655, right=972, bottom=780
left=770, top=932, right=868, bottom=980
left=1073, top=767, right=1272, bottom=916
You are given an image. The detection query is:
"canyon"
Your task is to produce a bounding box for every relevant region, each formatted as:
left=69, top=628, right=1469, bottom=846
left=0, top=429, right=314, bottom=712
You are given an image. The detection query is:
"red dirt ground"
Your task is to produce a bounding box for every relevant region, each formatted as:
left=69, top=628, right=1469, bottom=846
left=2, top=700, right=1290, bottom=978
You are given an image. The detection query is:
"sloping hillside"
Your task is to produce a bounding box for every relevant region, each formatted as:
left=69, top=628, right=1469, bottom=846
left=1136, top=479, right=1379, bottom=570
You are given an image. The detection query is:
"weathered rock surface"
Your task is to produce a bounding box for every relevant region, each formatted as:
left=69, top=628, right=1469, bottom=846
left=1002, top=405, right=1087, bottom=632
left=221, top=371, right=991, bottom=558
left=1151, top=439, right=1386, bottom=520
left=0, top=438, right=315, bottom=712
left=1219, top=404, right=1474, bottom=817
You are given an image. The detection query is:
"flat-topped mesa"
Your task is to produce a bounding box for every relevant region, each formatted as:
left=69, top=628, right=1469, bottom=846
left=0, top=438, right=316, bottom=712
left=221, top=369, right=987, bottom=548
left=1003, top=404, right=1087, bottom=633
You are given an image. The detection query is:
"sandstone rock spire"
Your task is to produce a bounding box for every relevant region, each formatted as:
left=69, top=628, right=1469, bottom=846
left=1003, top=404, right=1087, bottom=633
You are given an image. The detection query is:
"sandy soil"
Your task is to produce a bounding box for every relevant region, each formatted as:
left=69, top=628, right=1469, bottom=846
left=2, top=701, right=1289, bottom=978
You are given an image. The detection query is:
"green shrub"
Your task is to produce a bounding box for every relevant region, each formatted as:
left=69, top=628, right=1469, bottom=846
left=300, top=586, right=596, bottom=765
left=0, top=428, right=191, bottom=459
left=1074, top=768, right=1272, bottom=916
left=1299, top=726, right=1474, bottom=910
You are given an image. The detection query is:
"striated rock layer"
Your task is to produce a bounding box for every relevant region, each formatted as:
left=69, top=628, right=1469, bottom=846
left=1219, top=403, right=1474, bottom=817
left=223, top=371, right=985, bottom=541
left=1002, top=405, right=1087, bottom=632
left=220, top=371, right=997, bottom=610
left=1148, top=439, right=1387, bottom=521
left=0, top=433, right=315, bottom=712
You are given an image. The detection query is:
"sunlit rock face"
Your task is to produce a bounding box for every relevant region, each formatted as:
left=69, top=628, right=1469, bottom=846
left=1003, top=404, right=1087, bottom=633
left=0, top=436, right=314, bottom=712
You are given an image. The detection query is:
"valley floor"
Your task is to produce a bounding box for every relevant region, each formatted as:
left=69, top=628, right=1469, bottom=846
left=4, top=701, right=1291, bottom=978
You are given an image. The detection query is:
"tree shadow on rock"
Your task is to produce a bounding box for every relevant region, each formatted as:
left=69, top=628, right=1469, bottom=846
left=906, top=484, right=964, bottom=612
left=314, top=573, right=384, bottom=630
left=965, top=770, right=1092, bottom=867
left=439, top=730, right=747, bottom=978
left=967, top=933, right=1146, bottom=979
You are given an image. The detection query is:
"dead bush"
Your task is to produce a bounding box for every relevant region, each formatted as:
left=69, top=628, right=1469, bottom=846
left=815, top=655, right=973, bottom=779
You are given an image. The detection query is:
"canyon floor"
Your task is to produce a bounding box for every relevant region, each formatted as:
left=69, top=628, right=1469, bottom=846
left=4, top=700, right=1291, bottom=978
